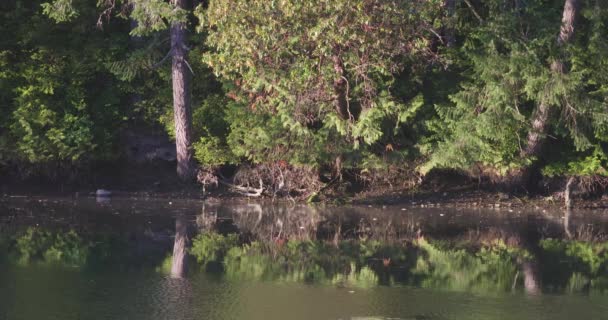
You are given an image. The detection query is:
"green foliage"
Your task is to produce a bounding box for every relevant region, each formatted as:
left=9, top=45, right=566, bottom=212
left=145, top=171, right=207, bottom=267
left=202, top=0, right=442, bottom=168
left=190, top=232, right=240, bottom=266
left=128, top=0, right=188, bottom=36
left=9, top=224, right=608, bottom=295
left=3, top=0, right=224, bottom=175
left=540, top=239, right=608, bottom=292
left=42, top=0, right=188, bottom=33
left=1, top=0, right=128, bottom=173
left=412, top=239, right=520, bottom=293
left=221, top=240, right=382, bottom=287
left=41, top=0, right=78, bottom=22
left=543, top=146, right=608, bottom=176
left=541, top=239, right=608, bottom=276
left=189, top=236, right=583, bottom=292
left=423, top=0, right=608, bottom=175
left=330, top=263, right=379, bottom=289
left=190, top=94, right=237, bottom=166
left=223, top=103, right=320, bottom=165
left=189, top=237, right=409, bottom=287
left=11, top=52, right=97, bottom=163
left=12, top=228, right=91, bottom=267
left=156, top=254, right=174, bottom=274
left=3, top=227, right=178, bottom=270
left=3, top=0, right=608, bottom=184
left=222, top=243, right=292, bottom=282
left=193, top=136, right=234, bottom=167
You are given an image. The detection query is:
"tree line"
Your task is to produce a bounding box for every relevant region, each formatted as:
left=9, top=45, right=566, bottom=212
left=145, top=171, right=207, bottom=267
left=1, top=0, right=606, bottom=194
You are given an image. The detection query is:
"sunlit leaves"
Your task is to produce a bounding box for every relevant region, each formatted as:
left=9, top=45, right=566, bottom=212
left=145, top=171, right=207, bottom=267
left=42, top=0, right=78, bottom=22
left=129, top=0, right=189, bottom=36
left=423, top=0, right=608, bottom=175
left=202, top=0, right=441, bottom=166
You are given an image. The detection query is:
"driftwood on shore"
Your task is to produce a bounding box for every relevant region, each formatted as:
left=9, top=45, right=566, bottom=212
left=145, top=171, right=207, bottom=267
left=220, top=178, right=264, bottom=197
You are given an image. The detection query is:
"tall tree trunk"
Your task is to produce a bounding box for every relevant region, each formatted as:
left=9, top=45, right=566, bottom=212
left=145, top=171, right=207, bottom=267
left=171, top=0, right=196, bottom=180
left=332, top=52, right=350, bottom=121
left=510, top=0, right=580, bottom=190
left=171, top=214, right=188, bottom=278
left=331, top=47, right=349, bottom=180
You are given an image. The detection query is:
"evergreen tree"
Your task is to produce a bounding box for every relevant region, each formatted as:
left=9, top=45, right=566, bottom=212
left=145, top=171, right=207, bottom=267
left=201, top=0, right=442, bottom=171
left=511, top=0, right=582, bottom=189
left=42, top=0, right=213, bottom=180
left=1, top=0, right=606, bottom=192
left=169, top=0, right=196, bottom=180
left=423, top=0, right=608, bottom=190
left=1, top=0, right=129, bottom=175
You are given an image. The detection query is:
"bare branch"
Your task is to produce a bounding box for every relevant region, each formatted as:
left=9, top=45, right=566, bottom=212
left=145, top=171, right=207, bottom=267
left=150, top=49, right=173, bottom=69
left=463, top=0, right=484, bottom=23
left=184, top=58, right=195, bottom=75
left=220, top=179, right=264, bottom=197
left=96, top=0, right=117, bottom=29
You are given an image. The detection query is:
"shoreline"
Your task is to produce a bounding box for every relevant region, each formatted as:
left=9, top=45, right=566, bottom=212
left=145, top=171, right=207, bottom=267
left=3, top=184, right=608, bottom=211
left=2, top=163, right=607, bottom=210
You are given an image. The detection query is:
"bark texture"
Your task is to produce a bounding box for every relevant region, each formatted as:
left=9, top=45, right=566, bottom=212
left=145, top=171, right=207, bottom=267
left=171, top=215, right=188, bottom=278
left=332, top=53, right=350, bottom=121
left=557, top=0, right=579, bottom=45
left=331, top=47, right=350, bottom=180
left=171, top=0, right=196, bottom=180
left=510, top=0, right=580, bottom=190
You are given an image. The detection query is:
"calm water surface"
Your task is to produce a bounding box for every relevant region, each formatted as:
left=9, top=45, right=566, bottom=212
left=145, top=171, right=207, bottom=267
left=1, top=196, right=608, bottom=320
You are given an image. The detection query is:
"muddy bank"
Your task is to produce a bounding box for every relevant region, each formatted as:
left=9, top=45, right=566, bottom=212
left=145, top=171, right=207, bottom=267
left=0, top=162, right=203, bottom=199
left=350, top=172, right=608, bottom=210
left=3, top=182, right=608, bottom=211
left=2, top=163, right=607, bottom=210
left=353, top=188, right=608, bottom=211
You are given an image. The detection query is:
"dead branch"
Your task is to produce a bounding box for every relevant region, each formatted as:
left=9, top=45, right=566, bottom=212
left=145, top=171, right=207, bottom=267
left=220, top=178, right=264, bottom=197
left=463, top=0, right=484, bottom=23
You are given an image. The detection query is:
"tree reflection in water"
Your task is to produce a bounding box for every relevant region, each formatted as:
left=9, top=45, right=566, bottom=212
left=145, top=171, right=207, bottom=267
left=170, top=214, right=188, bottom=278
left=2, top=200, right=608, bottom=295
left=184, top=203, right=608, bottom=294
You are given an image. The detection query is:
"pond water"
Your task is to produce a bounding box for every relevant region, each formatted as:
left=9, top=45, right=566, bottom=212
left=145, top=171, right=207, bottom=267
left=1, top=196, right=608, bottom=320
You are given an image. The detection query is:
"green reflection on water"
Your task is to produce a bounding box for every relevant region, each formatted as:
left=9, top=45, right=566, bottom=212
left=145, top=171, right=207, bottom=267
left=4, top=227, right=608, bottom=295
left=185, top=231, right=608, bottom=294
left=411, top=239, right=521, bottom=293
left=540, top=239, right=608, bottom=293
left=3, top=199, right=608, bottom=319
left=11, top=228, right=91, bottom=267
left=1, top=227, right=167, bottom=270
